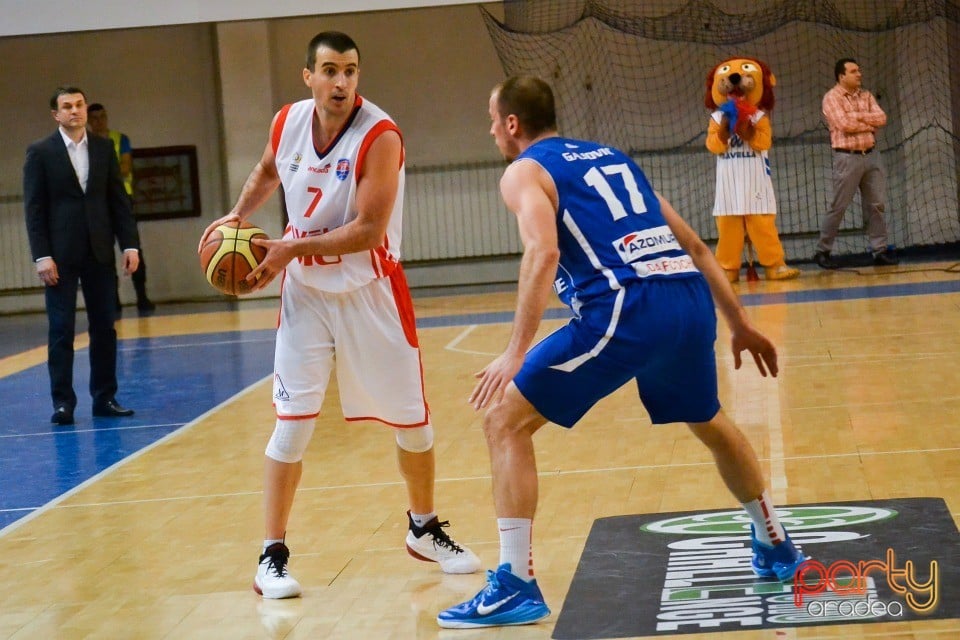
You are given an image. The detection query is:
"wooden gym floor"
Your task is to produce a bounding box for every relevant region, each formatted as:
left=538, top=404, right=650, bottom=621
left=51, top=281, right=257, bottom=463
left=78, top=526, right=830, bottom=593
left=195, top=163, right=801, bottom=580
left=1, top=260, right=959, bottom=639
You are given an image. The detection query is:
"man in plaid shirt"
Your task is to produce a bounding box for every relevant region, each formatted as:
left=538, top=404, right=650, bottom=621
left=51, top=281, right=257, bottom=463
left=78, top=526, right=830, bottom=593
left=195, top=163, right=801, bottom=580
left=815, top=58, right=898, bottom=269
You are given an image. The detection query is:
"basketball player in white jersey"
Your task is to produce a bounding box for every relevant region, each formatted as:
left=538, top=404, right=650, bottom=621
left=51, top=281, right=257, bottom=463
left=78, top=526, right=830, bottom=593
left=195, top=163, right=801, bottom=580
left=199, top=31, right=478, bottom=599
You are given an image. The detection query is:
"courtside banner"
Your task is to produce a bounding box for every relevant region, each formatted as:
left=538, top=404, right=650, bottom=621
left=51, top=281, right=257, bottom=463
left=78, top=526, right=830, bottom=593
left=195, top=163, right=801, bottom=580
left=553, top=498, right=958, bottom=639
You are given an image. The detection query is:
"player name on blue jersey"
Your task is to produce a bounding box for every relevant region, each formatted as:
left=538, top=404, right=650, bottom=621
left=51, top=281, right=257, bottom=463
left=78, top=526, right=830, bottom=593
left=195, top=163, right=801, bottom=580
left=562, top=147, right=615, bottom=162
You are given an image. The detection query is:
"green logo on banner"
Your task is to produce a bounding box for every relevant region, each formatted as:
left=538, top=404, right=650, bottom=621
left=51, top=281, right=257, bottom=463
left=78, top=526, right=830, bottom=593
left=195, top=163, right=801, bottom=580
left=641, top=505, right=897, bottom=535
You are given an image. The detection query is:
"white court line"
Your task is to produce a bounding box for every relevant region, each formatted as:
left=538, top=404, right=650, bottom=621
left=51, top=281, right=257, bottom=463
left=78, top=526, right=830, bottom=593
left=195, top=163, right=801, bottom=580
left=766, top=380, right=787, bottom=502
left=732, top=369, right=787, bottom=503
left=16, top=446, right=959, bottom=514
left=0, top=374, right=273, bottom=539
left=716, top=351, right=959, bottom=367
left=118, top=336, right=274, bottom=352
left=0, top=422, right=184, bottom=439
left=444, top=324, right=497, bottom=356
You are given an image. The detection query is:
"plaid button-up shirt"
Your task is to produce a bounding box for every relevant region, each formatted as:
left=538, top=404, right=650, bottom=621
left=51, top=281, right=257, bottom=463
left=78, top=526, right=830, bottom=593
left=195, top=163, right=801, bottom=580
left=821, top=84, right=886, bottom=151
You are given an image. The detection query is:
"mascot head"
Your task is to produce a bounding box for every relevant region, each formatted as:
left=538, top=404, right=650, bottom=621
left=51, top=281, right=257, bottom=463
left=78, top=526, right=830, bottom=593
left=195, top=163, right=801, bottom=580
left=704, top=57, right=776, bottom=111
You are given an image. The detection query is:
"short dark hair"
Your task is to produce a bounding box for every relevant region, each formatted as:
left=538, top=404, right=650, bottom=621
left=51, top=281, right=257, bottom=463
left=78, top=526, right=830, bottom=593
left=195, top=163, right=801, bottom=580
left=306, top=31, right=360, bottom=71
left=493, top=75, right=557, bottom=137
left=835, top=58, right=857, bottom=82
left=50, top=86, right=86, bottom=110
left=87, top=103, right=105, bottom=113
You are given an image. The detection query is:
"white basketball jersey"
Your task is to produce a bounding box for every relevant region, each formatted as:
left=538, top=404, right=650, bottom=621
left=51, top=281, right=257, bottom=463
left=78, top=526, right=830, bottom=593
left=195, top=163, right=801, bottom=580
left=710, top=110, right=778, bottom=217
left=273, top=96, right=404, bottom=292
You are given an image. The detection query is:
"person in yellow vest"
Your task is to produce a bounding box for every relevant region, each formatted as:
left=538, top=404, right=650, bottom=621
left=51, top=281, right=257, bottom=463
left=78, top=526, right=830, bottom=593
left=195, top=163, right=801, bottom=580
left=88, top=103, right=155, bottom=313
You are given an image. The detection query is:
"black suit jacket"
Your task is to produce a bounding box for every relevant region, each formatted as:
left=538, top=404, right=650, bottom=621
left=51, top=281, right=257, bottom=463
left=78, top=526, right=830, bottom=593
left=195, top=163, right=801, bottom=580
left=24, top=130, right=139, bottom=269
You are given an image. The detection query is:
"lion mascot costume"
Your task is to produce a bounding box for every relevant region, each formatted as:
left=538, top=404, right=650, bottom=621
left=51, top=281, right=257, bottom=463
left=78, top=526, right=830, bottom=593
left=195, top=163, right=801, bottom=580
left=705, top=57, right=799, bottom=282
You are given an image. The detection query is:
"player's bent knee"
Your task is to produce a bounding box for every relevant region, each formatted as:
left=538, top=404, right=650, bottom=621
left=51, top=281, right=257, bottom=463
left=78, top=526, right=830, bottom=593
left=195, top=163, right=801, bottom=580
left=265, top=418, right=316, bottom=463
left=483, top=387, right=545, bottom=440
left=395, top=424, right=433, bottom=453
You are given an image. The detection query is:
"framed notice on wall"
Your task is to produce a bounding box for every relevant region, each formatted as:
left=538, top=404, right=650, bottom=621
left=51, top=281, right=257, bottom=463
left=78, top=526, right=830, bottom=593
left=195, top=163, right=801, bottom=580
left=131, top=145, right=201, bottom=220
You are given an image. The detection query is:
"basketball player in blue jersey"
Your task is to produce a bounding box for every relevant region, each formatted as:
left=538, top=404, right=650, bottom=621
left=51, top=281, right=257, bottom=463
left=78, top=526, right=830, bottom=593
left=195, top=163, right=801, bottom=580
left=437, top=75, right=808, bottom=629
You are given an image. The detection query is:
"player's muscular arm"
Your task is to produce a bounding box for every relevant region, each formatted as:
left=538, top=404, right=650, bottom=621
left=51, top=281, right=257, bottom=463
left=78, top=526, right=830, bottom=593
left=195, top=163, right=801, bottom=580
left=657, top=192, right=777, bottom=377
left=470, top=160, right=559, bottom=410
left=197, top=113, right=282, bottom=252
left=501, top=161, right=560, bottom=359
left=233, top=150, right=281, bottom=218
left=231, top=111, right=285, bottom=220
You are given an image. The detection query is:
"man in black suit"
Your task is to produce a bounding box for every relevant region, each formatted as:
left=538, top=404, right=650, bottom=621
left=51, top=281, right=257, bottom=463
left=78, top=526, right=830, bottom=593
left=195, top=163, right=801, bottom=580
left=24, top=86, right=141, bottom=425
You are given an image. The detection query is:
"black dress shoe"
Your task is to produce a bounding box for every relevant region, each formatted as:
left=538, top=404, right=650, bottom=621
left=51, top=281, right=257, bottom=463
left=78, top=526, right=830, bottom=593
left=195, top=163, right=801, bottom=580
left=51, top=406, right=74, bottom=425
left=814, top=250, right=839, bottom=270
left=873, top=249, right=899, bottom=266
left=137, top=299, right=156, bottom=313
left=92, top=400, right=135, bottom=417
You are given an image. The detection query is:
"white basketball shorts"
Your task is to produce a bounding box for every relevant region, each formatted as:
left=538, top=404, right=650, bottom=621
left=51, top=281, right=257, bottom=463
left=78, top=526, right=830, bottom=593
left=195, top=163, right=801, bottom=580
left=272, top=266, right=430, bottom=427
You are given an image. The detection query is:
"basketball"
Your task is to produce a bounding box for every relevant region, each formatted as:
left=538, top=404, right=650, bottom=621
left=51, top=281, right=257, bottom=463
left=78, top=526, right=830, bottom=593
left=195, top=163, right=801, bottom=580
left=199, top=221, right=269, bottom=296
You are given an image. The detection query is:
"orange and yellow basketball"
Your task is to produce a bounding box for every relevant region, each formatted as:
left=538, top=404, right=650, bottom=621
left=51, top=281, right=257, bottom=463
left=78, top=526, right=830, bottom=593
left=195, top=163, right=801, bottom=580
left=199, top=221, right=268, bottom=296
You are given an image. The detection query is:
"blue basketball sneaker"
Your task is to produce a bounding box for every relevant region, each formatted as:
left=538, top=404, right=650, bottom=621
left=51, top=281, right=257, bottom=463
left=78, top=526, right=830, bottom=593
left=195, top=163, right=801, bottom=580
left=437, top=563, right=551, bottom=628
left=750, top=524, right=809, bottom=581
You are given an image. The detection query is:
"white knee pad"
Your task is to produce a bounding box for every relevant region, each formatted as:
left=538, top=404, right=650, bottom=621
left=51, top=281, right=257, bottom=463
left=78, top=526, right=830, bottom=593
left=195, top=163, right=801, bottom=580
left=395, top=424, right=434, bottom=453
left=265, top=418, right=316, bottom=463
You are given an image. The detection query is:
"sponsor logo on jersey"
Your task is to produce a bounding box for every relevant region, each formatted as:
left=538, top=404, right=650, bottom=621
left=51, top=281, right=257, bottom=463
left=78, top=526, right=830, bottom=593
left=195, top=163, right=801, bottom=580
left=722, top=136, right=757, bottom=159
left=289, top=152, right=302, bottom=173
left=274, top=374, right=290, bottom=402
left=562, top=147, right=614, bottom=162
left=612, top=226, right=681, bottom=263
left=336, top=158, right=351, bottom=181
left=308, top=163, right=331, bottom=174
left=632, top=255, right=697, bottom=277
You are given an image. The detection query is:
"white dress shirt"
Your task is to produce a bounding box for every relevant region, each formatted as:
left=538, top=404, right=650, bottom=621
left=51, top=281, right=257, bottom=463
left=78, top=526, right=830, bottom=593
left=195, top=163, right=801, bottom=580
left=59, top=127, right=89, bottom=193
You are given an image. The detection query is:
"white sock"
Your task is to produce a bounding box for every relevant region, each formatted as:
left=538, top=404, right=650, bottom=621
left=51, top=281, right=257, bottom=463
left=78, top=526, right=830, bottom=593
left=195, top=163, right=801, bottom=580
left=263, top=538, right=285, bottom=553
left=742, top=490, right=786, bottom=546
left=410, top=511, right=436, bottom=529
left=498, top=518, right=534, bottom=581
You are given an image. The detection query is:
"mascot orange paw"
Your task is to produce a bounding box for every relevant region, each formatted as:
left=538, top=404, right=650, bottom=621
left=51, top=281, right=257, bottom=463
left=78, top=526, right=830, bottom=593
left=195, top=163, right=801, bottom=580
left=764, top=265, right=800, bottom=281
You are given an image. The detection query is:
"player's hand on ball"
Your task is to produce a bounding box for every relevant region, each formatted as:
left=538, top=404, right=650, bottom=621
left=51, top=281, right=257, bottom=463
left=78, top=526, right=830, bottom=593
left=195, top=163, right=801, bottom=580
left=198, top=213, right=241, bottom=253
left=199, top=220, right=268, bottom=296
left=247, top=237, right=296, bottom=291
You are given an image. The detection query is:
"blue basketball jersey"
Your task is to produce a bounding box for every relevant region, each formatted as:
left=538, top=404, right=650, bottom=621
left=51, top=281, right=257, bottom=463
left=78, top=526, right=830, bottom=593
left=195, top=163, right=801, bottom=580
left=516, top=137, right=702, bottom=308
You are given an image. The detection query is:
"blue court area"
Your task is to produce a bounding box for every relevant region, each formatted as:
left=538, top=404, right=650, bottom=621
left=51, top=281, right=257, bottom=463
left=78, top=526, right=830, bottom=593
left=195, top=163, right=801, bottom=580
left=1, top=274, right=959, bottom=533
left=0, top=330, right=276, bottom=531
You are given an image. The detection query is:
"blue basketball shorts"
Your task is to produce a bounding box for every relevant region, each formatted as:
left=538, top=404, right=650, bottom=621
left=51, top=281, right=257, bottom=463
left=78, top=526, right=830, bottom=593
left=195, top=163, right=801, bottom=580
left=513, top=276, right=721, bottom=428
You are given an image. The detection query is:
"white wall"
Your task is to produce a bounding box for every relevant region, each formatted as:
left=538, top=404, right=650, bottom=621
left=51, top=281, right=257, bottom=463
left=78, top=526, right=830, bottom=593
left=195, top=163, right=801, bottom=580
left=0, top=3, right=507, bottom=313
left=0, top=0, right=480, bottom=37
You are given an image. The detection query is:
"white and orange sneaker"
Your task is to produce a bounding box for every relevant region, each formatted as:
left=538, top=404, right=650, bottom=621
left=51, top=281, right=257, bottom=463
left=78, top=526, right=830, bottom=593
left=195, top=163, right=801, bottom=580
left=405, top=511, right=481, bottom=574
